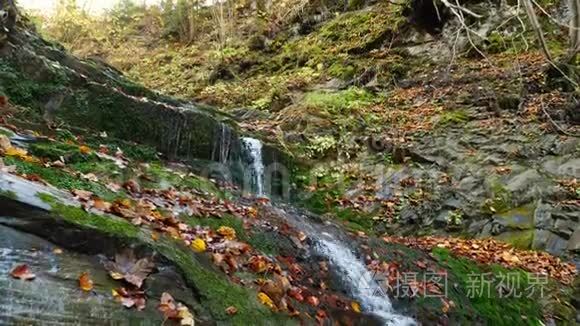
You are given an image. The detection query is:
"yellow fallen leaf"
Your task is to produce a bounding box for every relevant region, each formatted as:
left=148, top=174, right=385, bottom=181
left=5, top=147, right=28, bottom=158
left=79, top=272, right=94, bottom=292
left=351, top=301, right=361, bottom=313
left=109, top=271, right=124, bottom=280
left=79, top=145, right=91, bottom=155
left=52, top=248, right=63, bottom=255
left=217, top=226, right=236, bottom=240
left=258, top=292, right=276, bottom=310
left=191, top=238, right=206, bottom=253
left=177, top=304, right=194, bottom=326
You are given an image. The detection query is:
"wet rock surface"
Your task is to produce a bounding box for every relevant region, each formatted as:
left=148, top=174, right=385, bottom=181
left=0, top=224, right=164, bottom=325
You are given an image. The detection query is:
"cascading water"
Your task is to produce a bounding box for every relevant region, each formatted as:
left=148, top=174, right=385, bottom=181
left=316, top=238, right=416, bottom=325
left=238, top=137, right=414, bottom=324
left=275, top=205, right=416, bottom=326
left=241, top=137, right=265, bottom=197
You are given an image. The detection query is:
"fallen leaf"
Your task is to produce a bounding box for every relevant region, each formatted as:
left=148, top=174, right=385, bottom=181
left=225, top=306, right=238, bottom=315
left=79, top=272, right=94, bottom=291
left=79, top=145, right=91, bottom=155
left=10, top=264, right=36, bottom=281
left=159, top=292, right=178, bottom=318
left=72, top=189, right=93, bottom=201
left=306, top=296, right=319, bottom=307
left=351, top=301, right=361, bottom=313
left=177, top=304, right=194, bottom=326
left=258, top=292, right=276, bottom=310
left=113, top=287, right=147, bottom=311
left=158, top=292, right=194, bottom=325
left=53, top=248, right=63, bottom=255
left=217, top=226, right=236, bottom=240
left=93, top=197, right=112, bottom=211
left=191, top=238, right=206, bottom=253
left=248, top=256, right=268, bottom=273
left=5, top=147, right=28, bottom=159
left=0, top=135, right=11, bottom=152
left=104, top=250, right=155, bottom=288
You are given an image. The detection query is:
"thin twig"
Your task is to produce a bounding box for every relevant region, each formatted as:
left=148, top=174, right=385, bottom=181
left=540, top=101, right=579, bottom=137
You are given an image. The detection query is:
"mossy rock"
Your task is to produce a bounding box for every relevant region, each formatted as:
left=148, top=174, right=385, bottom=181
left=494, top=230, right=535, bottom=249
left=0, top=180, right=292, bottom=325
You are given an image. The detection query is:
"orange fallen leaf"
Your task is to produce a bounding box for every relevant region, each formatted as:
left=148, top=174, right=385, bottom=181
left=158, top=292, right=194, bottom=325
left=306, top=296, right=319, bottom=307
left=79, top=272, right=93, bottom=291
left=79, top=145, right=91, bottom=155
left=217, top=226, right=236, bottom=240
left=248, top=255, right=268, bottom=273
left=10, top=264, right=36, bottom=281
left=351, top=301, right=361, bottom=313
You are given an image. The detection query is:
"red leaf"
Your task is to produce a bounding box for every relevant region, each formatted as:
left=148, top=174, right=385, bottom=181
left=10, top=264, right=36, bottom=281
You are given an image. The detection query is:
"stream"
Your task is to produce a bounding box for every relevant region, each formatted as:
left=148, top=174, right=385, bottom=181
left=240, top=138, right=416, bottom=325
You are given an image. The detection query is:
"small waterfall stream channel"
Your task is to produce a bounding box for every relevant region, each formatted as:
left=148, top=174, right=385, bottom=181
left=237, top=137, right=415, bottom=325
left=0, top=126, right=415, bottom=324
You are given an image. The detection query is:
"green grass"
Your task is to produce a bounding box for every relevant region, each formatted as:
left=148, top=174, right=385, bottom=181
left=302, top=87, right=377, bottom=114
left=432, top=248, right=543, bottom=325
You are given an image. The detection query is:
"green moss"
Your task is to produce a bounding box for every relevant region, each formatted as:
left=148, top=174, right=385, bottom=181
left=495, top=230, right=534, bottom=249
left=39, top=193, right=140, bottom=238
left=302, top=87, right=377, bottom=114
left=0, top=58, right=69, bottom=112
left=84, top=134, right=160, bottom=162
left=144, top=163, right=222, bottom=196
left=437, top=109, right=469, bottom=126
left=335, top=208, right=375, bottom=234
left=5, top=156, right=121, bottom=201
left=70, top=161, right=122, bottom=176
left=37, top=193, right=291, bottom=324
left=0, top=127, right=15, bottom=137
left=484, top=181, right=513, bottom=213
left=432, top=248, right=543, bottom=325
left=0, top=189, right=18, bottom=200
left=152, top=237, right=290, bottom=325
left=29, top=142, right=97, bottom=163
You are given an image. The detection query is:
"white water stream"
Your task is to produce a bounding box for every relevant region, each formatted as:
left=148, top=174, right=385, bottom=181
left=241, top=137, right=415, bottom=325
left=241, top=137, right=266, bottom=197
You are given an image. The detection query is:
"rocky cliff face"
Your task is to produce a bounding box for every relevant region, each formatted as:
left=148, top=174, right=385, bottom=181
left=0, top=20, right=243, bottom=165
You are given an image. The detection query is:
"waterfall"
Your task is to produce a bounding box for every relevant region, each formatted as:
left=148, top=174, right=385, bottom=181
left=275, top=206, right=416, bottom=325
left=241, top=137, right=265, bottom=197
left=316, top=238, right=416, bottom=325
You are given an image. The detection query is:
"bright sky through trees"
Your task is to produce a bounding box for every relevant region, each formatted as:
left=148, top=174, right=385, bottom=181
left=19, top=0, right=160, bottom=14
